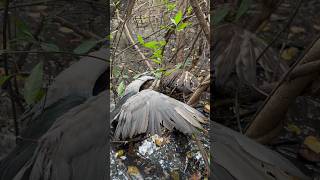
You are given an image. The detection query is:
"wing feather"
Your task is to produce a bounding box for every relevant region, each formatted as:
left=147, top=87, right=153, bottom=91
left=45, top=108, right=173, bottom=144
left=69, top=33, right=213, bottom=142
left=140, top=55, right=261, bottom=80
left=113, top=89, right=206, bottom=140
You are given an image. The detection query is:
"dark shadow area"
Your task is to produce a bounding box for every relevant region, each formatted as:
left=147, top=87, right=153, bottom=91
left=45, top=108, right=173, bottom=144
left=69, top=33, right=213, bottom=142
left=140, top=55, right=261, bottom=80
left=212, top=0, right=320, bottom=179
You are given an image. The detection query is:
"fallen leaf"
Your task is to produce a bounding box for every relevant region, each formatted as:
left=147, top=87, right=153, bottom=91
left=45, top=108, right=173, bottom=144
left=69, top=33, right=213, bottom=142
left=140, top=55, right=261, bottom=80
left=281, top=47, right=299, bottom=61
left=286, top=123, right=301, bottom=135
left=290, top=26, right=305, bottom=34
left=313, top=24, right=320, bottom=31
left=154, top=137, right=164, bottom=146
left=204, top=103, right=210, bottom=113
left=115, top=149, right=124, bottom=158
left=59, top=27, right=74, bottom=34
left=299, top=147, right=320, bottom=162
left=304, top=136, right=320, bottom=154
left=189, top=171, right=201, bottom=180
left=171, top=170, right=180, bottom=180
left=127, top=166, right=140, bottom=176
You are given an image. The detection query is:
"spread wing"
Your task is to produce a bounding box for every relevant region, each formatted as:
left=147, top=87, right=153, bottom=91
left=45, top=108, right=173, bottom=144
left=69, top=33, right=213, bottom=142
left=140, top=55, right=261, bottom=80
left=113, top=89, right=207, bottom=140
left=13, top=92, right=108, bottom=180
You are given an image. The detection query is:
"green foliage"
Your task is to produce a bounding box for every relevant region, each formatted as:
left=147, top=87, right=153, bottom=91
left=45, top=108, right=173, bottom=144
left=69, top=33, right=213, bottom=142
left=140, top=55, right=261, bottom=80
left=163, top=0, right=176, bottom=11
left=177, top=22, right=191, bottom=31
left=117, top=80, right=125, bottom=96
left=213, top=0, right=252, bottom=25
left=166, top=3, right=176, bottom=11
left=137, top=34, right=145, bottom=44
left=73, top=39, right=99, bottom=54
left=0, top=75, right=11, bottom=86
left=15, top=17, right=34, bottom=41
left=171, top=10, right=183, bottom=25
left=138, top=35, right=166, bottom=65
left=187, top=6, right=193, bottom=15
left=236, top=0, right=252, bottom=20
left=24, top=62, right=44, bottom=105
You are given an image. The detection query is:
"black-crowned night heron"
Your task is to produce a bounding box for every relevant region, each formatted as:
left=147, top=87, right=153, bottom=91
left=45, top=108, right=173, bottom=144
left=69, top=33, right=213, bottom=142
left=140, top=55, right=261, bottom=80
left=0, top=48, right=310, bottom=180
left=112, top=76, right=310, bottom=180
left=0, top=48, right=109, bottom=180
left=111, top=75, right=207, bottom=140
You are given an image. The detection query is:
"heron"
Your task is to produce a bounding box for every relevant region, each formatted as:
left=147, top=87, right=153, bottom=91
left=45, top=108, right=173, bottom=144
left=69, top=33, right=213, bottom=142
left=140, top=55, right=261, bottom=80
left=0, top=48, right=109, bottom=180
left=0, top=48, right=310, bottom=180
left=111, top=74, right=310, bottom=180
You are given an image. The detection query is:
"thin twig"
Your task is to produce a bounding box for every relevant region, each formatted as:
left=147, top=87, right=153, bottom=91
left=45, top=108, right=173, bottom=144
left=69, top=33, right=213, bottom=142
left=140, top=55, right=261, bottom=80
left=255, top=0, right=303, bottom=63
left=117, top=13, right=154, bottom=71
left=183, top=31, right=202, bottom=68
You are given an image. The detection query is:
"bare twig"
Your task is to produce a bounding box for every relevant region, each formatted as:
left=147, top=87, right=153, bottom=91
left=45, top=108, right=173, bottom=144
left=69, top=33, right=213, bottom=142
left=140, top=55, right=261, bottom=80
left=255, top=0, right=303, bottom=63
left=117, top=14, right=154, bottom=71
left=189, top=0, right=210, bottom=42
left=187, top=74, right=210, bottom=106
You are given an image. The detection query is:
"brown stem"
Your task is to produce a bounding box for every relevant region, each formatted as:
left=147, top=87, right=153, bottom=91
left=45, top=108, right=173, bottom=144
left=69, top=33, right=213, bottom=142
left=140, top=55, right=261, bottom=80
left=189, top=0, right=210, bottom=42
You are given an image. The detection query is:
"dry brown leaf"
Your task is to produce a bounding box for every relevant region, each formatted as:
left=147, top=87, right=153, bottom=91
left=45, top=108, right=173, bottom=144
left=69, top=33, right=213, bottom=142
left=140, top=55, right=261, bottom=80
left=204, top=103, right=210, bottom=113
left=170, top=170, right=180, bottom=180
left=304, top=136, right=320, bottom=154
left=127, top=166, right=140, bottom=176
left=285, top=123, right=301, bottom=135
left=154, top=137, right=164, bottom=147
left=115, top=149, right=124, bottom=158
left=59, top=27, right=74, bottom=34
left=290, top=26, right=305, bottom=34
left=281, top=47, right=299, bottom=61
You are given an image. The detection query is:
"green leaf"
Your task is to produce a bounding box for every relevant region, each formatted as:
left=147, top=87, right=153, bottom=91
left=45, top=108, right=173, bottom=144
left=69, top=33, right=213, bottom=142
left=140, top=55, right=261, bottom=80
left=112, top=66, right=121, bottom=78
left=106, top=34, right=113, bottom=41
left=73, top=39, right=98, bottom=54
left=164, top=68, right=176, bottom=76
left=144, top=41, right=160, bottom=50
left=236, top=0, right=252, bottom=20
left=15, top=18, right=34, bottom=40
left=117, top=81, right=125, bottom=96
left=213, top=6, right=230, bottom=26
left=166, top=3, right=176, bottom=11
left=173, top=10, right=183, bottom=25
left=187, top=6, right=193, bottom=15
left=151, top=49, right=163, bottom=59
left=40, top=43, right=60, bottom=52
left=177, top=22, right=190, bottom=31
left=151, top=58, right=162, bottom=64
left=175, top=63, right=183, bottom=69
left=24, top=62, right=43, bottom=105
left=137, top=34, right=145, bottom=45
left=153, top=71, right=162, bottom=79
left=0, top=75, right=11, bottom=86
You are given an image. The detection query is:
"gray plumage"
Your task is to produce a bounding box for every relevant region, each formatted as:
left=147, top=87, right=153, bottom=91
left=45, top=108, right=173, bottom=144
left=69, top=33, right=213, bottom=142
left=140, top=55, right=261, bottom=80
left=212, top=122, right=310, bottom=180
left=0, top=48, right=108, bottom=180
left=31, top=48, right=108, bottom=118
left=123, top=75, right=155, bottom=95
left=13, top=92, right=108, bottom=180
left=113, top=89, right=206, bottom=140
